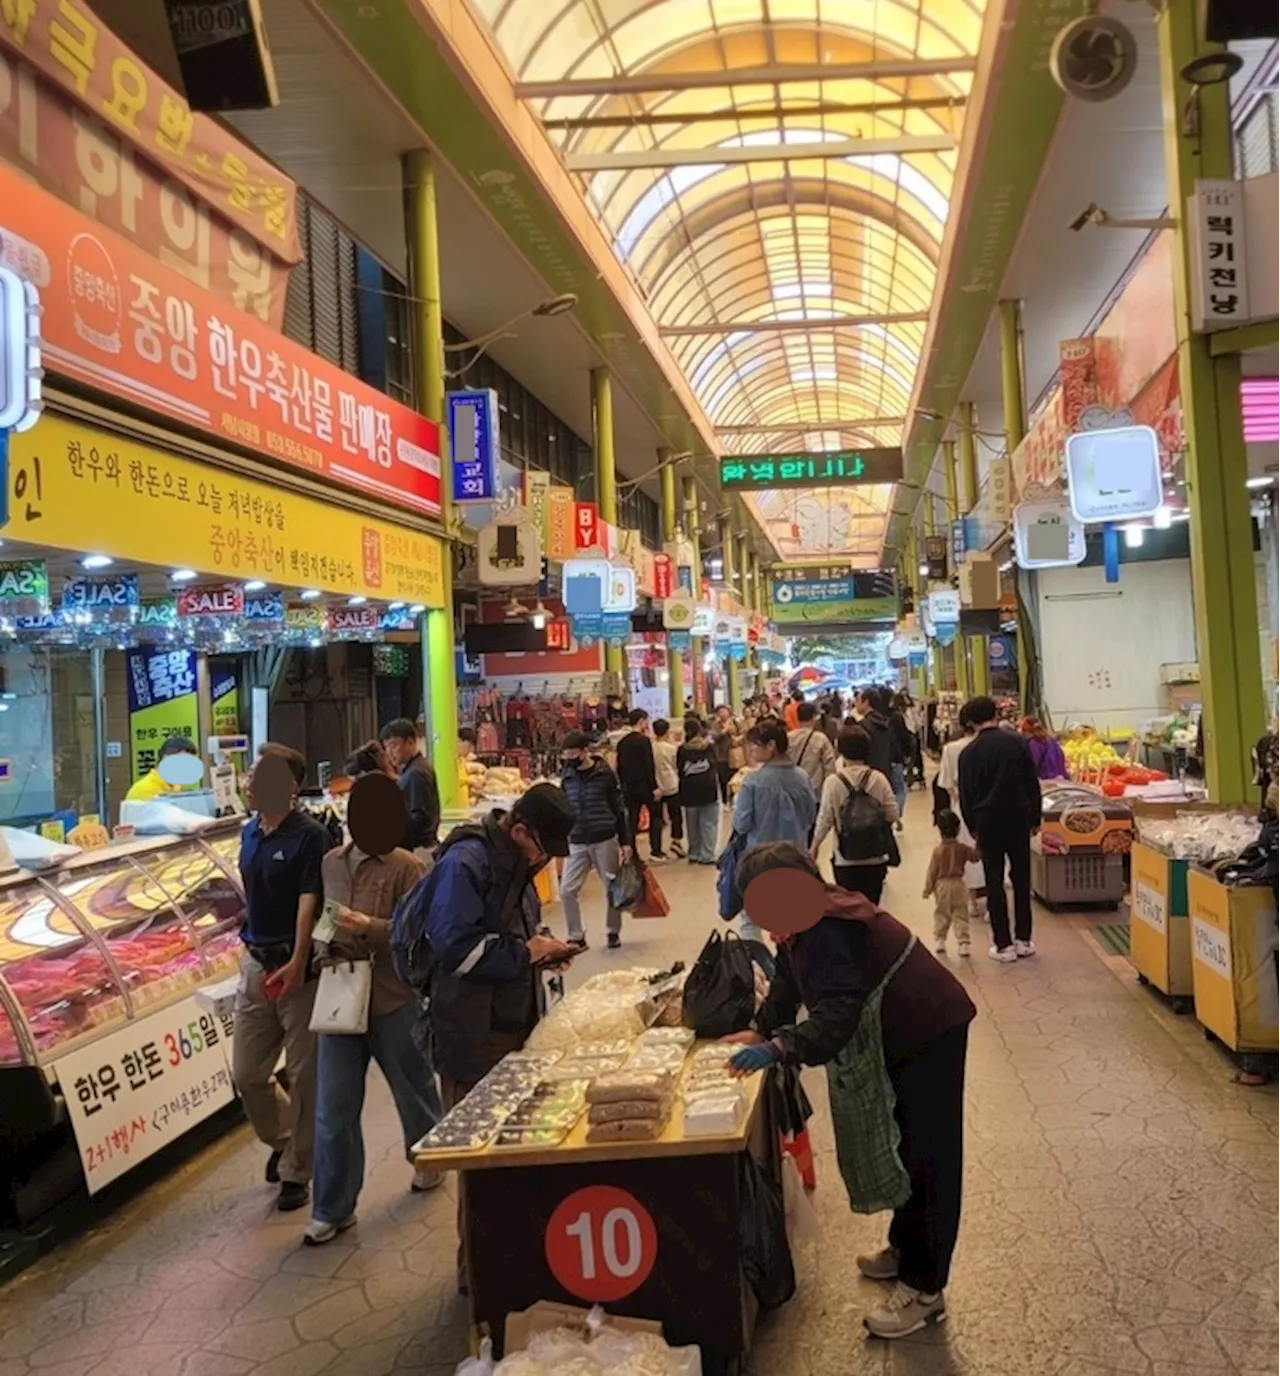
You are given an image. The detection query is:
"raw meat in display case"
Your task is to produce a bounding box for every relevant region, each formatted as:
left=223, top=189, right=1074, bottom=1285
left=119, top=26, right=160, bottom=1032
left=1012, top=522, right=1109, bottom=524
left=0, top=876, right=128, bottom=1065
left=138, top=838, right=246, bottom=979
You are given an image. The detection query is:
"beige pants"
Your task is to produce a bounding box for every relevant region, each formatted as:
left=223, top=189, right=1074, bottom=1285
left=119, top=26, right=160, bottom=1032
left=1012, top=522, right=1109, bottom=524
left=933, top=877, right=971, bottom=945
left=232, top=951, right=318, bottom=1184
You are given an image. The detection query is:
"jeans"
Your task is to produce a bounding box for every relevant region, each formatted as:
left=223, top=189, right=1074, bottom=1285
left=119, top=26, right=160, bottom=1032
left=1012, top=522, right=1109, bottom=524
left=978, top=824, right=1034, bottom=949
left=683, top=803, right=720, bottom=862
left=312, top=1000, right=443, bottom=1223
left=560, top=837, right=622, bottom=941
left=889, top=761, right=908, bottom=819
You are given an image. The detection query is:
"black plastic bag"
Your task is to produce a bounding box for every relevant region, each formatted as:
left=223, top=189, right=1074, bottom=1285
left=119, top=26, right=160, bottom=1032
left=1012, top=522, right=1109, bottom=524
left=607, top=854, right=646, bottom=911
left=769, top=1063, right=814, bottom=1140
left=681, top=930, right=755, bottom=1037
left=738, top=1151, right=796, bottom=1311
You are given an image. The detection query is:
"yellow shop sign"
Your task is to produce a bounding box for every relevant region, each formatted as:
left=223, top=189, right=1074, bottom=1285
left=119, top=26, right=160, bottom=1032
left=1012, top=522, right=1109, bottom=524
left=8, top=415, right=446, bottom=607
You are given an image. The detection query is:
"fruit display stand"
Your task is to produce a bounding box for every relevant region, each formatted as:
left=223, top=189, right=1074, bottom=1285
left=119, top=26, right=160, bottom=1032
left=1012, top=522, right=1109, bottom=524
left=1186, top=867, right=1279, bottom=1054
left=416, top=1057, right=776, bottom=1376
left=0, top=821, right=246, bottom=1218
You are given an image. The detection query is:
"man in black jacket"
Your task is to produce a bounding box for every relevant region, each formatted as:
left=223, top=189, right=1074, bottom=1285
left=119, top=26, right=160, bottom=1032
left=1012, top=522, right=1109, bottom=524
left=559, top=732, right=633, bottom=950
left=380, top=718, right=441, bottom=854
left=957, top=696, right=1042, bottom=963
left=615, top=708, right=663, bottom=861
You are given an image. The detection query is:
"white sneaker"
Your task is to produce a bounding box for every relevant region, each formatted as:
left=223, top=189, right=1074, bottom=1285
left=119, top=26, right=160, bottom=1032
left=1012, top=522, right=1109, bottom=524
left=303, top=1215, right=356, bottom=1246
left=933, top=939, right=947, bottom=955
left=648, top=853, right=669, bottom=865
left=957, top=941, right=971, bottom=958
left=864, top=1283, right=946, bottom=1339
left=411, top=1167, right=444, bottom=1192
left=671, top=842, right=687, bottom=858
left=1014, top=938, right=1037, bottom=958
left=989, top=945, right=1018, bottom=963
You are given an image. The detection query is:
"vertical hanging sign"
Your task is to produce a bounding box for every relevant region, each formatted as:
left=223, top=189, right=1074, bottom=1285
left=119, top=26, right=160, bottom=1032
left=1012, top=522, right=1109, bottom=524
left=447, top=389, right=499, bottom=501
left=126, top=648, right=200, bottom=782
left=1188, top=179, right=1250, bottom=332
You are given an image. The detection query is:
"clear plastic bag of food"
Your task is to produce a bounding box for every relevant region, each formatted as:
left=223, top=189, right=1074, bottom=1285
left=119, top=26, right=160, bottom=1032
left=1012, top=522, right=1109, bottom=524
left=587, top=1096, right=673, bottom=1124
left=638, top=1026, right=695, bottom=1048
left=587, top=1069, right=676, bottom=1104
left=625, top=1044, right=688, bottom=1073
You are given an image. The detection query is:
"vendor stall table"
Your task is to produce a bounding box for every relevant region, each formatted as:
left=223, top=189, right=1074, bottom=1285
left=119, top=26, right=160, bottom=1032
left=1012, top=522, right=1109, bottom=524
left=417, top=1062, right=776, bottom=1376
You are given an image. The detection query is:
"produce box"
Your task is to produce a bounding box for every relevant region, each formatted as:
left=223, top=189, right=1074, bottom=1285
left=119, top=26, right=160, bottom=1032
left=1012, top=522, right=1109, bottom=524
left=1127, top=842, right=1193, bottom=998
left=1187, top=867, right=1279, bottom=1053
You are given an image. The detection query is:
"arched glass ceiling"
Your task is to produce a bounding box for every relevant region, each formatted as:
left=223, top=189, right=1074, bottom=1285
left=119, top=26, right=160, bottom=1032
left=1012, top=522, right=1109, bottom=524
left=473, top=0, right=986, bottom=563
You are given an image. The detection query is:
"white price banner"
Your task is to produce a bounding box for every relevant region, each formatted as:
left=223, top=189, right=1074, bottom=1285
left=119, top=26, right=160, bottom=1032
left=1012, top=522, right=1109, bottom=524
left=57, top=993, right=238, bottom=1193
left=1131, top=881, right=1166, bottom=934
left=1191, top=916, right=1232, bottom=981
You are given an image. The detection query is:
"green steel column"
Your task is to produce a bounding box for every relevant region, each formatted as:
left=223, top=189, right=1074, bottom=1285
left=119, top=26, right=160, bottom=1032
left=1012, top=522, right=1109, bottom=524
left=682, top=475, right=704, bottom=710
left=943, top=440, right=959, bottom=522
left=659, top=449, right=682, bottom=718
left=968, top=634, right=990, bottom=699
left=959, top=403, right=979, bottom=514
left=1157, top=8, right=1264, bottom=802
left=998, top=298, right=1029, bottom=713
left=737, top=532, right=755, bottom=695
left=592, top=368, right=625, bottom=684
left=720, top=515, right=740, bottom=711
left=405, top=149, right=459, bottom=808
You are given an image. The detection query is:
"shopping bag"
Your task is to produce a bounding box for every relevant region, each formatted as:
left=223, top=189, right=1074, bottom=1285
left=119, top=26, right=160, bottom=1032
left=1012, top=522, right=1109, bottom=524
left=738, top=1150, right=796, bottom=1310
left=632, top=864, right=670, bottom=918
left=607, top=854, right=646, bottom=911
left=681, top=930, right=755, bottom=1037
left=309, top=959, right=373, bottom=1035
left=781, top=1127, right=817, bottom=1191
left=781, top=1155, right=822, bottom=1253
left=716, top=829, right=749, bottom=920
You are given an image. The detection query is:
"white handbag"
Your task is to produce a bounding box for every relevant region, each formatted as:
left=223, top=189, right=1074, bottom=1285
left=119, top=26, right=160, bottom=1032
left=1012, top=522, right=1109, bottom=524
left=309, top=959, right=373, bottom=1035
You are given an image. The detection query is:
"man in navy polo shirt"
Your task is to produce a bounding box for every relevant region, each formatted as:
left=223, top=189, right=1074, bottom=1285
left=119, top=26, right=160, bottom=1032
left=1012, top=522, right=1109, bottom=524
left=234, top=744, right=330, bottom=1211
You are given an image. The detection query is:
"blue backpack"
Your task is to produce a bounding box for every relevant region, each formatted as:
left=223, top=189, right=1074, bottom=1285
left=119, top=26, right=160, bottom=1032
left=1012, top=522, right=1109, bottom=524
left=716, top=829, right=749, bottom=920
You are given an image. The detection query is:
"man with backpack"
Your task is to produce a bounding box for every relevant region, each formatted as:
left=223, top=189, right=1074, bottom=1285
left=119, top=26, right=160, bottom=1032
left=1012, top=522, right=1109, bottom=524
left=391, top=784, right=578, bottom=1102
left=788, top=701, right=837, bottom=799
left=810, top=726, right=899, bottom=902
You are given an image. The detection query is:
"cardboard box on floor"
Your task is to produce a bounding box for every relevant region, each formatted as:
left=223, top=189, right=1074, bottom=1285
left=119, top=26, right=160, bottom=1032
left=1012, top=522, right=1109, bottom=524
left=505, top=1301, right=664, bottom=1353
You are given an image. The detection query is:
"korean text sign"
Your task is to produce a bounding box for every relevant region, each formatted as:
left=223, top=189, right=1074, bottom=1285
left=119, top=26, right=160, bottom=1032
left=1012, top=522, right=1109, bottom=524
left=769, top=567, right=898, bottom=624
left=57, top=993, right=236, bottom=1193
left=125, top=645, right=198, bottom=781
left=719, top=448, right=903, bottom=491
left=0, top=161, right=443, bottom=516
left=0, top=0, right=300, bottom=261
left=8, top=413, right=447, bottom=606
left=447, top=388, right=498, bottom=501
left=0, top=43, right=292, bottom=326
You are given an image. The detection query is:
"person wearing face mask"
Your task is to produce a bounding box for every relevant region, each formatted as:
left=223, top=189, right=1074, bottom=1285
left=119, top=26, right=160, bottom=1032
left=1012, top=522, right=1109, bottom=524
left=558, top=731, right=632, bottom=951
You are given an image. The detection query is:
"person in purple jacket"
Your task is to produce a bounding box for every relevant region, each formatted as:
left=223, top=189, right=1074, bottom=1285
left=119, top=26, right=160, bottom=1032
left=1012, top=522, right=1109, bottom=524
left=1019, top=717, right=1068, bottom=779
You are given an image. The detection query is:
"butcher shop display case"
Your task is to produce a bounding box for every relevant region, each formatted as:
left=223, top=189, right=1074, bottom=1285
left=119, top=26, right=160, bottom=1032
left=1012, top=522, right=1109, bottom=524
left=0, top=820, right=246, bottom=1074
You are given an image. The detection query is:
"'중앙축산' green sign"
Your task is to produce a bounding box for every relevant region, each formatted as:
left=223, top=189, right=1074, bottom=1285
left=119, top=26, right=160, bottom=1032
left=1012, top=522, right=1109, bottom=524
left=720, top=449, right=903, bottom=492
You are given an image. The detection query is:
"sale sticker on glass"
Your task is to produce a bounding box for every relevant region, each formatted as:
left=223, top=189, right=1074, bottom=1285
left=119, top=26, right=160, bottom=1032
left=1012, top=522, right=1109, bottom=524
left=719, top=448, right=902, bottom=492
left=56, top=993, right=237, bottom=1193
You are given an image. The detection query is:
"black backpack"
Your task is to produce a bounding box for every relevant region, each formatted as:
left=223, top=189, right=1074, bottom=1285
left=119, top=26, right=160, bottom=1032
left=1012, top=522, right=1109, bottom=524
left=837, top=772, right=890, bottom=863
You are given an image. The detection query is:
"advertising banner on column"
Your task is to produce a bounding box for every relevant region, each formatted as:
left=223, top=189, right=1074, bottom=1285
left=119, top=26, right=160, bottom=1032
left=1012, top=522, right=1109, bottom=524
left=126, top=646, right=199, bottom=782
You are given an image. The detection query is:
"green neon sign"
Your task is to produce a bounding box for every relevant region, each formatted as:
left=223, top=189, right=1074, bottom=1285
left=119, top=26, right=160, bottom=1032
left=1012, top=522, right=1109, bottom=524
left=718, top=448, right=903, bottom=491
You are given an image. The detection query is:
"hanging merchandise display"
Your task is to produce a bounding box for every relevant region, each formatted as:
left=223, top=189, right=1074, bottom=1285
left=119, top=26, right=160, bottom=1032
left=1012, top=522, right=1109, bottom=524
left=1066, top=424, right=1164, bottom=523
left=1012, top=497, right=1087, bottom=569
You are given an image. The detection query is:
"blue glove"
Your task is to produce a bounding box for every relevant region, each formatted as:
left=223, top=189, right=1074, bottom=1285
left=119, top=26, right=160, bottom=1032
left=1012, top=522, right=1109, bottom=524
left=730, top=1042, right=780, bottom=1074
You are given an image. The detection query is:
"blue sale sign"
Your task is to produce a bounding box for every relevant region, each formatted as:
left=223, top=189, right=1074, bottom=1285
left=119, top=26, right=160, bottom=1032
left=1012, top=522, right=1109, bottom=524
left=448, top=389, right=499, bottom=502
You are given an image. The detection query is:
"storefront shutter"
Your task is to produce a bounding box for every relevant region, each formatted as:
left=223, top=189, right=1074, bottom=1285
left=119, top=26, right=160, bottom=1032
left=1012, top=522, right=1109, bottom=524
left=282, top=200, right=314, bottom=349
left=1237, top=94, right=1277, bottom=178
left=280, top=195, right=362, bottom=376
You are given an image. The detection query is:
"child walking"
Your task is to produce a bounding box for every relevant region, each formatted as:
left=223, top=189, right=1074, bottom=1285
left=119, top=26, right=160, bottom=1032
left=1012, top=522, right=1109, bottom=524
left=924, top=810, right=979, bottom=958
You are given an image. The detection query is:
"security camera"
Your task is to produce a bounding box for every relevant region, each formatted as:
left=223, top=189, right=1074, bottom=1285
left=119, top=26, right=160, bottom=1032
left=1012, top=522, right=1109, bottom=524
left=1069, top=203, right=1101, bottom=232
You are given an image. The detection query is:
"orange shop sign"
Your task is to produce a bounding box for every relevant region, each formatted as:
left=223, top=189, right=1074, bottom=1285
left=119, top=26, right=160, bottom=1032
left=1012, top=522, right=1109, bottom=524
left=0, top=161, right=443, bottom=517
left=0, top=0, right=300, bottom=262
left=0, top=43, right=291, bottom=326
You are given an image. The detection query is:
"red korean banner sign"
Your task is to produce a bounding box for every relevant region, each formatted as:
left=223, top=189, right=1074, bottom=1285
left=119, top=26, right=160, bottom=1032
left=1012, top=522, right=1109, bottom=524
left=653, top=552, right=673, bottom=600
left=0, top=0, right=300, bottom=263
left=0, top=44, right=291, bottom=326
left=177, top=583, right=243, bottom=617
left=0, top=161, right=443, bottom=517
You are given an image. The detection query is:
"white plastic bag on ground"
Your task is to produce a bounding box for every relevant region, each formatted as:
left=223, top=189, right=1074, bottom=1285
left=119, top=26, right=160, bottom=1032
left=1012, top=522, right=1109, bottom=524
left=454, top=1338, right=495, bottom=1376
left=782, top=1154, right=822, bottom=1255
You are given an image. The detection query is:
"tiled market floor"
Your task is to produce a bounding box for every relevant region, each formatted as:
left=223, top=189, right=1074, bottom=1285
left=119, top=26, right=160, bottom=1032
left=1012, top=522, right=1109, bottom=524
left=0, top=798, right=1275, bottom=1376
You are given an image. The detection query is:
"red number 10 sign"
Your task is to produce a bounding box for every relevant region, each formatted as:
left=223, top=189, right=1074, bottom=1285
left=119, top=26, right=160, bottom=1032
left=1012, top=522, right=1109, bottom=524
left=545, top=1185, right=658, bottom=1302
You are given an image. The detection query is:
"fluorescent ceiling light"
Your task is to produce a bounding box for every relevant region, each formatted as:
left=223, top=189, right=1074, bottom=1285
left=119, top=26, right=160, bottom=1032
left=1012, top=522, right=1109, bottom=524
left=409, top=603, right=426, bottom=614
left=299, top=588, right=322, bottom=601
left=1152, top=505, right=1172, bottom=529
left=1245, top=475, right=1275, bottom=489
left=171, top=568, right=198, bottom=582
left=243, top=580, right=267, bottom=592
left=1124, top=525, right=1145, bottom=548
left=347, top=595, right=367, bottom=605
left=81, top=554, right=113, bottom=570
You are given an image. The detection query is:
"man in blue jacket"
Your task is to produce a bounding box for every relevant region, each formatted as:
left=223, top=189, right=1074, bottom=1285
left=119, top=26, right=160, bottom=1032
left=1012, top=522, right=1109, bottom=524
left=409, top=783, right=577, bottom=1102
